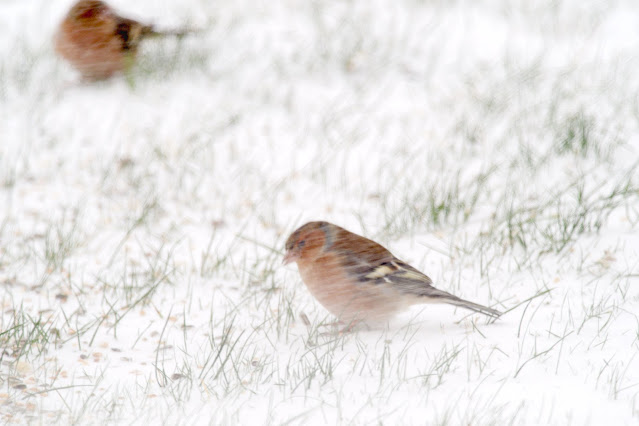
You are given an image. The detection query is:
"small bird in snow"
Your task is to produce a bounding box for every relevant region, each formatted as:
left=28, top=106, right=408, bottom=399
left=283, top=221, right=502, bottom=329
left=55, top=0, right=194, bottom=80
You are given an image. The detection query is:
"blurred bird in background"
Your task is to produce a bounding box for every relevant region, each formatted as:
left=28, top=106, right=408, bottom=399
left=55, top=0, right=195, bottom=80
left=284, top=221, right=502, bottom=330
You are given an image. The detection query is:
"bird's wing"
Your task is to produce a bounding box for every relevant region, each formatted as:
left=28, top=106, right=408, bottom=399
left=329, top=227, right=438, bottom=293
left=329, top=227, right=395, bottom=277
left=114, top=17, right=149, bottom=51
left=361, top=257, right=440, bottom=296
left=323, top=224, right=502, bottom=317
left=361, top=258, right=501, bottom=316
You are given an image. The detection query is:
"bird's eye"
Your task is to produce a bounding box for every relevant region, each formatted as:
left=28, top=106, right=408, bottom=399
left=298, top=240, right=306, bottom=248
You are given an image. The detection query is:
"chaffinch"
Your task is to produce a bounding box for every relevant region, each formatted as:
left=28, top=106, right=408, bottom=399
left=283, top=221, right=502, bottom=327
left=55, top=0, right=192, bottom=80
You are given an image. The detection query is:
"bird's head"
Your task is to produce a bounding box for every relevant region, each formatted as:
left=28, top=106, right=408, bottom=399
left=283, top=221, right=330, bottom=265
left=69, top=0, right=112, bottom=22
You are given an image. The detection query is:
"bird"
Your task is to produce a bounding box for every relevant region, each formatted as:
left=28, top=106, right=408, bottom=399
left=283, top=221, right=502, bottom=329
left=55, top=0, right=193, bottom=80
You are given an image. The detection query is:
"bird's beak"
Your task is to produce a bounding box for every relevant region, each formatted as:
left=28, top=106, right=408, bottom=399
left=282, top=250, right=299, bottom=265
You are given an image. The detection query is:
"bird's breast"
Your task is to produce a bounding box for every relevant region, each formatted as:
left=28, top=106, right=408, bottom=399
left=296, top=257, right=407, bottom=324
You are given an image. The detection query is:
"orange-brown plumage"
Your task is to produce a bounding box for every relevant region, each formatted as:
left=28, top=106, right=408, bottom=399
left=284, top=221, right=502, bottom=326
left=55, top=0, right=191, bottom=80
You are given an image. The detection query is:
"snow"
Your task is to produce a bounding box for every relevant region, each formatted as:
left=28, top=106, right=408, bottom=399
left=1, top=0, right=639, bottom=424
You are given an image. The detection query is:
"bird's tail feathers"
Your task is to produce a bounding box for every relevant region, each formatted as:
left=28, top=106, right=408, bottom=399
left=422, top=288, right=502, bottom=318
left=143, top=26, right=201, bottom=38
left=444, top=296, right=502, bottom=318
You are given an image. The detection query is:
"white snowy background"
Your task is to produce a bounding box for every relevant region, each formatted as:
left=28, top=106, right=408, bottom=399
left=1, top=0, right=639, bottom=424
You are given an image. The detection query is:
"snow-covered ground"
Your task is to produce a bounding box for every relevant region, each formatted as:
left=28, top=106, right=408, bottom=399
left=1, top=0, right=639, bottom=424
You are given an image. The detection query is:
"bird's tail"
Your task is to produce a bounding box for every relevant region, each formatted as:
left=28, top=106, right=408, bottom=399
left=421, top=288, right=502, bottom=318
left=143, top=26, right=201, bottom=38
left=444, top=295, right=502, bottom=318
